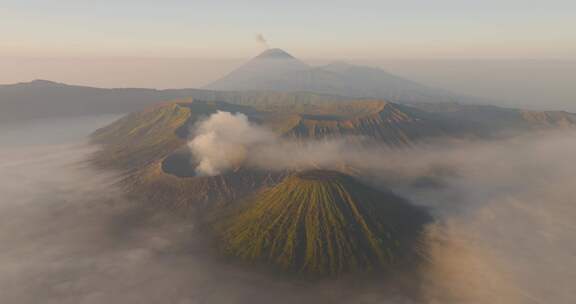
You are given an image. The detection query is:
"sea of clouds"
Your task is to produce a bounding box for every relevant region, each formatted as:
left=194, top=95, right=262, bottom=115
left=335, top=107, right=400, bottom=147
left=1, top=114, right=575, bottom=303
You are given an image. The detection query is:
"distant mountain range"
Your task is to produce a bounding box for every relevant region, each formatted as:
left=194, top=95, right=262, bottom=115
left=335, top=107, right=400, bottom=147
left=0, top=78, right=346, bottom=123
left=2, top=77, right=574, bottom=132
left=2, top=49, right=574, bottom=125
left=206, top=48, right=458, bottom=104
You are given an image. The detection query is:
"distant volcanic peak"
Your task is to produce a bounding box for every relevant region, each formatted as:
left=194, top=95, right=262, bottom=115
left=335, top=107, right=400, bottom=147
left=204, top=48, right=308, bottom=90
left=218, top=169, right=431, bottom=276
left=255, top=48, right=296, bottom=59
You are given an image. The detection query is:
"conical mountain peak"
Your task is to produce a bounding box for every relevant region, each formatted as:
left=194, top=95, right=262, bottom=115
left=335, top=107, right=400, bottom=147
left=204, top=48, right=308, bottom=90
left=254, top=48, right=296, bottom=60
left=216, top=169, right=431, bottom=276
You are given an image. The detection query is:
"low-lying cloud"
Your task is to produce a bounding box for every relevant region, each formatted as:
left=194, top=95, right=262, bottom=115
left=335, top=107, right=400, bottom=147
left=2, top=114, right=576, bottom=303
left=186, top=111, right=576, bottom=303
left=0, top=144, right=353, bottom=304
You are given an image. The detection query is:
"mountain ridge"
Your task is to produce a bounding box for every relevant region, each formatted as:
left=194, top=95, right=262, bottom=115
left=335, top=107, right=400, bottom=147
left=0, top=79, right=348, bottom=123
left=91, top=98, right=576, bottom=173
left=88, top=98, right=576, bottom=218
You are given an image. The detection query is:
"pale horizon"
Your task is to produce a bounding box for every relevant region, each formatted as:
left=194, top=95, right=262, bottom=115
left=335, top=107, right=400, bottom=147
left=2, top=54, right=575, bottom=112
left=3, top=0, right=575, bottom=112
left=2, top=0, right=575, bottom=59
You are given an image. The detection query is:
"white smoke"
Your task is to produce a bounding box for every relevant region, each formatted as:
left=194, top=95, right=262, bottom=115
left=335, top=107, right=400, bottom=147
left=188, top=111, right=358, bottom=175
left=188, top=111, right=276, bottom=175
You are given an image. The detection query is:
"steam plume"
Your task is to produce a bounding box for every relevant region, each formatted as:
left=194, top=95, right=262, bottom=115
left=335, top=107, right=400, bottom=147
left=188, top=111, right=275, bottom=175
left=188, top=111, right=359, bottom=175
left=256, top=33, right=269, bottom=49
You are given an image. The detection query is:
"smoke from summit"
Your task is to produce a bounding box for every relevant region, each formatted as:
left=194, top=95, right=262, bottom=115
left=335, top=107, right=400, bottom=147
left=256, top=33, right=269, bottom=49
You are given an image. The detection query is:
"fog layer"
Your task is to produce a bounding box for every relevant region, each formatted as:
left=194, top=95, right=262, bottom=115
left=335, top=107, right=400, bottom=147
left=189, top=111, right=576, bottom=303
left=3, top=58, right=575, bottom=112
left=1, top=116, right=575, bottom=303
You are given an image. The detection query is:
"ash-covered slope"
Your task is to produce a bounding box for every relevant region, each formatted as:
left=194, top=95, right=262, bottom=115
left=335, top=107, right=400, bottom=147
left=216, top=170, right=431, bottom=276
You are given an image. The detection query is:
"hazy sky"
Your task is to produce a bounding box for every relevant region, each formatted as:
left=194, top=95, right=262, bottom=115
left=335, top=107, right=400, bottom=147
left=2, top=0, right=575, bottom=112
left=1, top=0, right=575, bottom=59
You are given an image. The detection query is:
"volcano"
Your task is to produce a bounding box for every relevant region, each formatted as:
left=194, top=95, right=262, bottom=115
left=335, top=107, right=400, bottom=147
left=205, top=48, right=309, bottom=91
left=205, top=48, right=458, bottom=104
left=216, top=170, right=431, bottom=276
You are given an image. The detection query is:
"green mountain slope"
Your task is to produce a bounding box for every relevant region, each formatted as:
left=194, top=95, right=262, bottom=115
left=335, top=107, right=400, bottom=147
left=91, top=103, right=190, bottom=169
left=216, top=170, right=431, bottom=276
left=91, top=99, right=257, bottom=170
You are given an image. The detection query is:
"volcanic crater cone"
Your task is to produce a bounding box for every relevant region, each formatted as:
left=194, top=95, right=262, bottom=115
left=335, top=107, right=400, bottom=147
left=217, top=169, right=431, bottom=276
